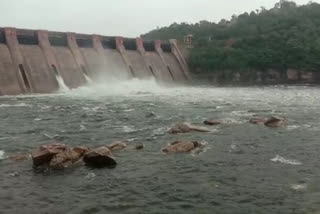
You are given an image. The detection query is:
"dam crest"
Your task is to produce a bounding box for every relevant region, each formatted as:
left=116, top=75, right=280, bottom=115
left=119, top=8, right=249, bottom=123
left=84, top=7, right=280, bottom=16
left=0, top=27, right=190, bottom=95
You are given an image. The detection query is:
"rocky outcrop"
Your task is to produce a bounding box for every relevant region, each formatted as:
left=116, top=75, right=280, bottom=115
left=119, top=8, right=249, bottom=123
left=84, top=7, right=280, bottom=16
left=83, top=147, right=117, bottom=168
left=162, top=141, right=201, bottom=153
left=203, top=118, right=221, bottom=126
left=287, top=69, right=299, bottom=81
left=264, top=116, right=287, bottom=128
left=168, top=123, right=191, bottom=134
left=107, top=141, right=127, bottom=151
left=168, top=123, right=210, bottom=134
left=249, top=117, right=266, bottom=124
left=49, top=146, right=88, bottom=169
left=300, top=71, right=314, bottom=83
left=31, top=143, right=67, bottom=167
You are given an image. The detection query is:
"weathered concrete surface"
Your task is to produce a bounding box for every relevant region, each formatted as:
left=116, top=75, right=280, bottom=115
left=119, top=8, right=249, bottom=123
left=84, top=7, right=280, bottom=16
left=163, top=52, right=187, bottom=81
left=81, top=47, right=106, bottom=78
left=145, top=52, right=173, bottom=82
left=53, top=47, right=86, bottom=88
left=20, top=45, right=57, bottom=93
left=103, top=48, right=131, bottom=80
left=0, top=44, right=22, bottom=95
left=0, top=27, right=190, bottom=95
left=126, top=50, right=152, bottom=79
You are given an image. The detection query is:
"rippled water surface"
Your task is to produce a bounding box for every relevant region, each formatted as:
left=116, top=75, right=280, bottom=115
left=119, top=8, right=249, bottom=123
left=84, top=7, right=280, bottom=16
left=1, top=79, right=320, bottom=214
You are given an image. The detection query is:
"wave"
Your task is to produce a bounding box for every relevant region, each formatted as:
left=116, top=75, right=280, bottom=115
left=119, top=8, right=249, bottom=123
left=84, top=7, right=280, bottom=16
left=271, top=155, right=302, bottom=165
left=0, top=103, right=32, bottom=108
left=291, top=184, right=307, bottom=191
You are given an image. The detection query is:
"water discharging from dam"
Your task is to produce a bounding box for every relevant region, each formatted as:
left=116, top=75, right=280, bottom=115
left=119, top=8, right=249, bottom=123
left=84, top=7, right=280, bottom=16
left=0, top=28, right=189, bottom=96
left=1, top=79, right=320, bottom=213
left=55, top=74, right=69, bottom=92
left=1, top=27, right=320, bottom=214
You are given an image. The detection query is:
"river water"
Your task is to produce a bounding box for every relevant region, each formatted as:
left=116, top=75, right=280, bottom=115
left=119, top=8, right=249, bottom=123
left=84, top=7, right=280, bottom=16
left=0, top=79, right=320, bottom=214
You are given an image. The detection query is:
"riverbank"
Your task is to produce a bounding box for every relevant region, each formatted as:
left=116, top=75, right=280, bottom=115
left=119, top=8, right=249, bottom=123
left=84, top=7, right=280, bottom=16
left=191, top=68, right=320, bottom=86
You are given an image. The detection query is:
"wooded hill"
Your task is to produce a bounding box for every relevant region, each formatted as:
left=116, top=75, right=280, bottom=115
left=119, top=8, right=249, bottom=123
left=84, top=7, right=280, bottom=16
left=142, top=1, right=320, bottom=81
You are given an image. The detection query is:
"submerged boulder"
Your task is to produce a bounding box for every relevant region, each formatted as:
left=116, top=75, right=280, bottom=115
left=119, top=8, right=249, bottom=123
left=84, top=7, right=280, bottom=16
left=83, top=147, right=117, bottom=168
left=135, top=143, right=144, bottom=150
left=49, top=146, right=88, bottom=169
left=162, top=141, right=201, bottom=154
left=31, top=143, right=67, bottom=167
left=188, top=125, right=211, bottom=132
left=10, top=154, right=30, bottom=162
left=264, top=116, right=287, bottom=128
left=203, top=119, right=221, bottom=126
left=249, top=117, right=266, bottom=124
left=168, top=123, right=210, bottom=134
left=168, top=123, right=191, bottom=134
left=107, top=141, right=127, bottom=151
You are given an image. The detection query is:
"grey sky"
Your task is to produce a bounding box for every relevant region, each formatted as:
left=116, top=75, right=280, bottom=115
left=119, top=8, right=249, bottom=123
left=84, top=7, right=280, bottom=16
left=1, top=0, right=317, bottom=37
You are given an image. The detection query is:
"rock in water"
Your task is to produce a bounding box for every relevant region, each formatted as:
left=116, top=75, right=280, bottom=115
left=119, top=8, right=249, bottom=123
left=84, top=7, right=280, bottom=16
left=204, top=119, right=221, bottom=126
left=145, top=112, right=156, bottom=118
left=168, top=123, right=210, bottom=134
left=168, top=123, right=191, bottom=134
left=135, top=144, right=144, bottom=150
left=107, top=141, right=127, bottom=151
left=32, top=143, right=66, bottom=167
left=83, top=147, right=117, bottom=168
left=162, top=141, right=200, bottom=153
left=10, top=154, right=29, bottom=162
left=49, top=146, right=88, bottom=169
left=188, top=125, right=211, bottom=132
left=249, top=117, right=266, bottom=124
left=264, top=116, right=287, bottom=128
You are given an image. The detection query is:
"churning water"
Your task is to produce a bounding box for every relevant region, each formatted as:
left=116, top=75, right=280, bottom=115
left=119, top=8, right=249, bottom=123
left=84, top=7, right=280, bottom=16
left=1, top=79, right=320, bottom=214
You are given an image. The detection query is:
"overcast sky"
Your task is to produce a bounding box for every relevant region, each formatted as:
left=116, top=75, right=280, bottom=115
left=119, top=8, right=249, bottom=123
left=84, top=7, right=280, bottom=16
left=1, top=0, right=318, bottom=37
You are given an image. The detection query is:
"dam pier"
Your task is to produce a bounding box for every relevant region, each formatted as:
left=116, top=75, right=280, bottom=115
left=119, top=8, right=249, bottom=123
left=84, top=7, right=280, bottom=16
left=0, top=27, right=189, bottom=95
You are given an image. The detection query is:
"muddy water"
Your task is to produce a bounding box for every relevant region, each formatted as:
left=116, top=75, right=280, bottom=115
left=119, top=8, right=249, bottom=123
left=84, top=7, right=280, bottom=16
left=0, top=79, right=320, bottom=214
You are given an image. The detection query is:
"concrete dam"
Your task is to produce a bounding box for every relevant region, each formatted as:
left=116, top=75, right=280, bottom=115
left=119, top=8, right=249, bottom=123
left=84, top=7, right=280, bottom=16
left=0, top=27, right=190, bottom=95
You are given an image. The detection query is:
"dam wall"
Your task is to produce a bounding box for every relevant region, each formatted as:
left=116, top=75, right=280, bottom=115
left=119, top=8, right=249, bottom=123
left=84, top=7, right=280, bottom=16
left=0, top=27, right=189, bottom=95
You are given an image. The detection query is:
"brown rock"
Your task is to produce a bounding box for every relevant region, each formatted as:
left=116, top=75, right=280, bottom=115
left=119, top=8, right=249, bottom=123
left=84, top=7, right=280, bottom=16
left=204, top=119, right=221, bottom=126
left=72, top=146, right=89, bottom=156
left=32, top=143, right=66, bottom=167
left=249, top=117, right=266, bottom=124
left=162, top=141, right=200, bottom=154
left=49, top=147, right=88, bottom=169
left=168, top=123, right=191, bottom=134
left=107, top=141, right=127, bottom=151
left=264, top=116, right=287, bottom=128
left=188, top=125, right=211, bottom=132
left=168, top=123, right=210, bottom=134
left=83, top=147, right=117, bottom=168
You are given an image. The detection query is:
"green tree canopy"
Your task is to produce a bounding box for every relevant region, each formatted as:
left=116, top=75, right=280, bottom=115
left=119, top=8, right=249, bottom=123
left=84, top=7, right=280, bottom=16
left=142, top=1, right=320, bottom=75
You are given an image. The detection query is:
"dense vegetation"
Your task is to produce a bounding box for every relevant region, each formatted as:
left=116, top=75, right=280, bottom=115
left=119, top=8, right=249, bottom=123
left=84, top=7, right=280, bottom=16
left=142, top=1, right=320, bottom=79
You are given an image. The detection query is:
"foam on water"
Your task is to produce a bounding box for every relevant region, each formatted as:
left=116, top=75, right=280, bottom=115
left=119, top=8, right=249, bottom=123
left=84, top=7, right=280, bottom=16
left=56, top=75, right=69, bottom=92
left=0, top=103, right=31, bottom=108
left=291, top=184, right=307, bottom=191
left=0, top=150, right=5, bottom=160
left=84, top=74, right=93, bottom=84
left=271, top=155, right=302, bottom=165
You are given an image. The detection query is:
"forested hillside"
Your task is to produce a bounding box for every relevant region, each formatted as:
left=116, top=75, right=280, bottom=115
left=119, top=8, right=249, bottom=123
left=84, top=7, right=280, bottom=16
left=142, top=1, right=320, bottom=82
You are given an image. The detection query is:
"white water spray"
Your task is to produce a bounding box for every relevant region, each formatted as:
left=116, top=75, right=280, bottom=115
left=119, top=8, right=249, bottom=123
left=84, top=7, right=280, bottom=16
left=84, top=74, right=93, bottom=84
left=55, top=75, right=69, bottom=92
